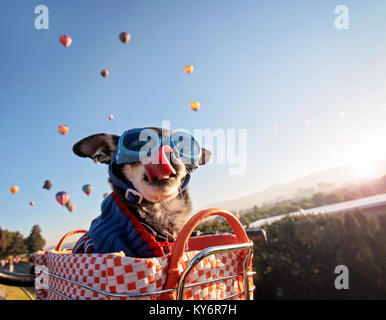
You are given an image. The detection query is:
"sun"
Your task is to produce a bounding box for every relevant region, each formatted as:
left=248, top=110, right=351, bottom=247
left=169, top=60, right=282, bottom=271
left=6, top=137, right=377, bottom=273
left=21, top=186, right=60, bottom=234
left=351, top=155, right=379, bottom=179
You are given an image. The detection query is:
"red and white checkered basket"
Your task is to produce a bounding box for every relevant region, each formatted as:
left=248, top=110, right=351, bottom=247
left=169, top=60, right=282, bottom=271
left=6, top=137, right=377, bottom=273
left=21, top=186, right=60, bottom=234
left=34, top=209, right=255, bottom=300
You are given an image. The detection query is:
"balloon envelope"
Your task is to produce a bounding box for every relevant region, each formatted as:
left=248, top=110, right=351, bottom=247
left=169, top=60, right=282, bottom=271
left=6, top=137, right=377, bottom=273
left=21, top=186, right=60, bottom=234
left=43, top=180, right=52, bottom=190
left=58, top=125, right=69, bottom=135
left=190, top=101, right=200, bottom=112
left=10, top=186, right=19, bottom=195
left=65, top=199, right=75, bottom=212
left=108, top=114, right=114, bottom=120
left=184, top=65, right=194, bottom=74
left=100, top=70, right=109, bottom=78
left=29, top=201, right=35, bottom=207
left=59, top=35, right=72, bottom=47
left=82, top=184, right=93, bottom=196
left=56, top=192, right=70, bottom=206
left=119, top=32, right=131, bottom=44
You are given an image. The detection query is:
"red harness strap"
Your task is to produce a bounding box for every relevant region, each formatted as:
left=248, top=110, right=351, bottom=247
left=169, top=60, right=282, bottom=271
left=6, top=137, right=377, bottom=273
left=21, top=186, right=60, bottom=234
left=111, top=192, right=174, bottom=256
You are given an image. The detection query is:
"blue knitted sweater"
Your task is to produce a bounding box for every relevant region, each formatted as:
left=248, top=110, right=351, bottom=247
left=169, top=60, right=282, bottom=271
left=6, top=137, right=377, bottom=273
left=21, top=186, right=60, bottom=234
left=73, top=192, right=172, bottom=257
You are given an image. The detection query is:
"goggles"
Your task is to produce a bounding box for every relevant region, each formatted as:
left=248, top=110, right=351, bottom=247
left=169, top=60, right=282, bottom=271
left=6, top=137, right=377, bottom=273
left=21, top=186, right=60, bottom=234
left=116, top=128, right=202, bottom=167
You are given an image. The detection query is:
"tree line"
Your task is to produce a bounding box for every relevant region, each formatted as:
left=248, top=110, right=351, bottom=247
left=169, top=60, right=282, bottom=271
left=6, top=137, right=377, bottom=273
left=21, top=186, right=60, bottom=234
left=252, top=209, right=386, bottom=299
left=0, top=225, right=46, bottom=260
left=196, top=174, right=386, bottom=233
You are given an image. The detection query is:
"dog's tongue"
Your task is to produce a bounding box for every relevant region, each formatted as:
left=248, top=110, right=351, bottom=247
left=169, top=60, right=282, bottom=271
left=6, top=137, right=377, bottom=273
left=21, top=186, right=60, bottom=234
left=144, top=145, right=176, bottom=182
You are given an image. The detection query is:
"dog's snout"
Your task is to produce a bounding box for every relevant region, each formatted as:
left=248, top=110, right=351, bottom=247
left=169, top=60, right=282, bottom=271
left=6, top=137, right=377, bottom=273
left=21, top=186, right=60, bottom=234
left=144, top=145, right=176, bottom=182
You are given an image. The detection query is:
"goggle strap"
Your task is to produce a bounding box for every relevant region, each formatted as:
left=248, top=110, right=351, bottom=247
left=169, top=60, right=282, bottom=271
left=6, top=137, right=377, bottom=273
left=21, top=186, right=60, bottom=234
left=125, top=188, right=143, bottom=204
left=179, top=169, right=192, bottom=193
left=109, top=156, right=143, bottom=205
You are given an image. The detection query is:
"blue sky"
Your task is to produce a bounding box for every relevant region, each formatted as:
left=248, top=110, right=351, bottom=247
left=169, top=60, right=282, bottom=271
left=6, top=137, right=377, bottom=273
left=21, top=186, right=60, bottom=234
left=1, top=1, right=386, bottom=247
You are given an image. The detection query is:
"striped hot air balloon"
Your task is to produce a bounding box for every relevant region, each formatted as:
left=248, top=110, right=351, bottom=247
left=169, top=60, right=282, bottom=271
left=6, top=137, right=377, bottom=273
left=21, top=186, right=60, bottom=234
left=65, top=199, right=75, bottom=212
left=59, top=35, right=72, bottom=47
left=56, top=191, right=70, bottom=206
left=82, top=184, right=93, bottom=196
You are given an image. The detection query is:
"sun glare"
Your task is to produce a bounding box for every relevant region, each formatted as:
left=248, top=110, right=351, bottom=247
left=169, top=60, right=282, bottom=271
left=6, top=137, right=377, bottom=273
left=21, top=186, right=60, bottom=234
left=351, top=155, right=379, bottom=179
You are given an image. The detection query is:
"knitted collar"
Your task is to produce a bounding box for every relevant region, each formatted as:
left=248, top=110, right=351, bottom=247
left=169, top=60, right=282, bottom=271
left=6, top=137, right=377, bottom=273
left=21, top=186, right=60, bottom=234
left=88, top=192, right=174, bottom=257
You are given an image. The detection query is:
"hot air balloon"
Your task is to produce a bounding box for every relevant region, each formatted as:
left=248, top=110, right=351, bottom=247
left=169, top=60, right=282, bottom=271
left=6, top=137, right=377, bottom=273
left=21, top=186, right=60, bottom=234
left=56, top=191, right=70, bottom=206
left=9, top=186, right=20, bottom=194
left=108, top=114, right=114, bottom=120
left=58, top=125, right=69, bottom=135
left=184, top=65, right=194, bottom=74
left=103, top=192, right=109, bottom=199
left=100, top=70, right=109, bottom=78
left=10, top=186, right=19, bottom=195
left=59, top=35, right=72, bottom=47
left=119, top=32, right=131, bottom=44
left=29, top=201, right=35, bottom=207
left=65, top=199, right=75, bottom=212
left=43, top=180, right=52, bottom=190
left=82, top=184, right=93, bottom=196
left=190, top=101, right=200, bottom=112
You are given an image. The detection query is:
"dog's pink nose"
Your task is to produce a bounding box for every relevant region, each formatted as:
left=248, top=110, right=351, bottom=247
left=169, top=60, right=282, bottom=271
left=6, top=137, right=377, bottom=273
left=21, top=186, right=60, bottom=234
left=144, top=145, right=176, bottom=182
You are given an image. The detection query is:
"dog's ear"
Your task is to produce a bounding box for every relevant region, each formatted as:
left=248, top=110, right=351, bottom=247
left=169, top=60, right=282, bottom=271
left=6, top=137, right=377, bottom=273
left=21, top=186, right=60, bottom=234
left=73, top=134, right=120, bottom=164
left=199, top=148, right=212, bottom=165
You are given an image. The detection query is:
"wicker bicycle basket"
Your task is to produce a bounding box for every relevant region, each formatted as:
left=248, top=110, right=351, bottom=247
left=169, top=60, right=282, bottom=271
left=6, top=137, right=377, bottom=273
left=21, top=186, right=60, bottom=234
left=34, top=209, right=255, bottom=300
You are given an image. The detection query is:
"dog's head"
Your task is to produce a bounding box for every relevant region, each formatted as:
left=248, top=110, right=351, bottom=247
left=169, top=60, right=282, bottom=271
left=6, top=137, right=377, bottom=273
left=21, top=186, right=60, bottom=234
left=73, top=127, right=211, bottom=203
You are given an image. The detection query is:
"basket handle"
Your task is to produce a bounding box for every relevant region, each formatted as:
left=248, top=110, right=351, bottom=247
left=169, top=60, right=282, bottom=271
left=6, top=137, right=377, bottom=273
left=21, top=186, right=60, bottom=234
left=162, top=208, right=250, bottom=295
left=55, top=229, right=88, bottom=251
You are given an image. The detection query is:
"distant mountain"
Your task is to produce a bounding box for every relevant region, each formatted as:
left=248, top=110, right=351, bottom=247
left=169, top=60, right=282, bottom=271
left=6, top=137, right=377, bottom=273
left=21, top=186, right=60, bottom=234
left=45, top=241, right=76, bottom=251
left=204, top=159, right=386, bottom=212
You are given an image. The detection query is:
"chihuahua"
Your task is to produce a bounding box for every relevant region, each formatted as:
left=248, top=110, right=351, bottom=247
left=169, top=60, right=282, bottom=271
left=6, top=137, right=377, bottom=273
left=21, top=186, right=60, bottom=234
left=72, top=127, right=211, bottom=257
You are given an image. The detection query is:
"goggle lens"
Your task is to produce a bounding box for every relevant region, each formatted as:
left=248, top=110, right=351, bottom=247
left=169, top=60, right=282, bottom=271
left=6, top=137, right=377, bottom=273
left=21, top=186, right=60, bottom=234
left=170, top=133, right=201, bottom=166
left=117, top=128, right=201, bottom=167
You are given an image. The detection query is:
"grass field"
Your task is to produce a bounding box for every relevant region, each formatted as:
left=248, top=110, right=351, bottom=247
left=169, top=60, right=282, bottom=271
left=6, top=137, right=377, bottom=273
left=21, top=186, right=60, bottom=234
left=0, top=285, right=35, bottom=300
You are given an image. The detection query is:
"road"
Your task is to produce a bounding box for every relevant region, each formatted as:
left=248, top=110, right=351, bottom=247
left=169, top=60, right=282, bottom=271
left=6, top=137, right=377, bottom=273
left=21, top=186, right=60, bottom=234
left=0, top=261, right=32, bottom=274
